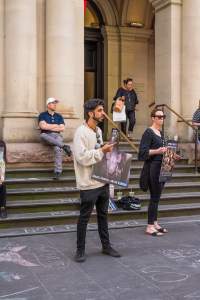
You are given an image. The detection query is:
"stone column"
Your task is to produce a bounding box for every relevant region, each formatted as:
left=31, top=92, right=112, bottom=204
left=46, top=0, right=84, bottom=135
left=150, top=0, right=182, bottom=137
left=3, top=0, right=38, bottom=142
left=181, top=0, right=200, bottom=120
left=102, top=26, right=120, bottom=137
left=0, top=0, right=4, bottom=134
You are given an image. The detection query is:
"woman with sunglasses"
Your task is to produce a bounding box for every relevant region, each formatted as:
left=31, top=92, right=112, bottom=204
left=138, top=108, right=167, bottom=236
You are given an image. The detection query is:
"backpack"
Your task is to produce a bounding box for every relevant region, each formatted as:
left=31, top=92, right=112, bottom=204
left=117, top=196, right=141, bottom=210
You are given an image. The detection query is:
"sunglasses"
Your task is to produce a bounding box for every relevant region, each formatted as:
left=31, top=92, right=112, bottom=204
left=153, top=115, right=166, bottom=119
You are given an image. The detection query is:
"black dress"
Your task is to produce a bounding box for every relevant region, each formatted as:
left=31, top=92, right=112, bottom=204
left=138, top=128, right=164, bottom=225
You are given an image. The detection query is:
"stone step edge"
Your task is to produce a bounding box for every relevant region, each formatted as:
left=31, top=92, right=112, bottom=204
left=5, top=172, right=200, bottom=183
left=0, top=214, right=200, bottom=238
left=6, top=191, right=200, bottom=207
left=6, top=181, right=200, bottom=195
left=6, top=164, right=195, bottom=173
left=1, top=202, right=200, bottom=222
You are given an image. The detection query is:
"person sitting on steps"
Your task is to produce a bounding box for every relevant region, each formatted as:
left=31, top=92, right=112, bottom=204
left=38, top=97, right=72, bottom=179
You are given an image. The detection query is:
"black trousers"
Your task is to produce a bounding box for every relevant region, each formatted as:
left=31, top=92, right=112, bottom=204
left=120, top=122, right=127, bottom=135
left=0, top=183, right=6, bottom=207
left=148, top=161, right=164, bottom=225
left=126, top=110, right=136, bottom=132
left=77, top=185, right=110, bottom=251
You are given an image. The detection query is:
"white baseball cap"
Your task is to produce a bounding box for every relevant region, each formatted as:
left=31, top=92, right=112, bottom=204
left=46, top=97, right=59, bottom=106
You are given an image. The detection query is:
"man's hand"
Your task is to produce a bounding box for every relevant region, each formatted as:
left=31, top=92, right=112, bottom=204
left=101, top=143, right=115, bottom=154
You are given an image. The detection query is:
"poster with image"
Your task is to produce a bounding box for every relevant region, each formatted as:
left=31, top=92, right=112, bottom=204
left=0, top=147, right=5, bottom=183
left=92, top=149, right=132, bottom=187
left=92, top=128, right=132, bottom=187
left=159, top=140, right=178, bottom=183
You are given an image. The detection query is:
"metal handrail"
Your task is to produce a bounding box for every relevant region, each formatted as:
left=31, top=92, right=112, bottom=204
left=103, top=112, right=139, bottom=153
left=153, top=103, right=198, bottom=173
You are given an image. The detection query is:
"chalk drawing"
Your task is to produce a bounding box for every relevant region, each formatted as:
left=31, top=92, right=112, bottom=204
left=141, top=266, right=189, bottom=283
left=161, top=248, right=200, bottom=259
left=0, top=245, right=38, bottom=267
left=184, top=291, right=200, bottom=298
left=0, top=287, right=39, bottom=299
left=31, top=245, right=66, bottom=267
left=0, top=272, right=22, bottom=282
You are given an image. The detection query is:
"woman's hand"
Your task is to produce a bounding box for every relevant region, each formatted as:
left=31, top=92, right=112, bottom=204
left=174, top=153, right=181, bottom=160
left=156, top=147, right=167, bottom=154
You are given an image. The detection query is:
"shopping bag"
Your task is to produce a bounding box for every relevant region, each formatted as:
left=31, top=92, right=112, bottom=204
left=113, top=105, right=126, bottom=122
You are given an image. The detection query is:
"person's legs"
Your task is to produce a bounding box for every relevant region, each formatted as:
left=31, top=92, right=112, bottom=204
left=75, top=189, right=97, bottom=262
left=54, top=134, right=64, bottom=175
left=127, top=111, right=136, bottom=137
left=40, top=132, right=64, bottom=148
left=147, top=162, right=164, bottom=235
left=0, top=183, right=6, bottom=207
left=120, top=122, right=127, bottom=136
left=95, top=185, right=110, bottom=248
left=96, top=185, right=121, bottom=257
left=0, top=183, right=7, bottom=218
left=40, top=133, right=64, bottom=175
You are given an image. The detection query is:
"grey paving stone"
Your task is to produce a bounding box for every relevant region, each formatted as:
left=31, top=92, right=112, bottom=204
left=1, top=221, right=200, bottom=299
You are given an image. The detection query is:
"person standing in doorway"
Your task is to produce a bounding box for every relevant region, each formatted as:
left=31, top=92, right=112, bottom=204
left=73, top=98, right=121, bottom=262
left=38, top=97, right=72, bottom=179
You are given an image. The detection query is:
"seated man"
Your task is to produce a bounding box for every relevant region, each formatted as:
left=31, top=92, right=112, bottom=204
left=38, top=97, right=72, bottom=179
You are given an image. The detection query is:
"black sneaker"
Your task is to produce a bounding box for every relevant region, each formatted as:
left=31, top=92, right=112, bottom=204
left=53, top=172, right=62, bottom=180
left=102, top=246, right=121, bottom=257
left=63, top=145, right=72, bottom=157
left=74, top=250, right=86, bottom=263
left=0, top=207, right=7, bottom=219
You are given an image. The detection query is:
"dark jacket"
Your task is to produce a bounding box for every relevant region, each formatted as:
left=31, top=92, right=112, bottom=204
left=113, top=87, right=138, bottom=112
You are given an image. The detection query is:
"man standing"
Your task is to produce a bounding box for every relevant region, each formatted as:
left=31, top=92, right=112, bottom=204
left=38, top=97, right=72, bottom=179
left=73, top=99, right=121, bottom=262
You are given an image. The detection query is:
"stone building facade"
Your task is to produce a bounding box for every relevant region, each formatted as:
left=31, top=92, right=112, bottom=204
left=0, top=0, right=200, bottom=162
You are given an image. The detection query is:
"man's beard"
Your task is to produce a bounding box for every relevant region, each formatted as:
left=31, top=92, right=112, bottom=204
left=93, top=116, right=104, bottom=123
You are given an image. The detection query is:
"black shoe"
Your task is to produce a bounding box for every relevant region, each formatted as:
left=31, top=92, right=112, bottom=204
left=102, top=246, right=121, bottom=257
left=74, top=250, right=86, bottom=263
left=63, top=145, right=72, bottom=157
left=0, top=207, right=7, bottom=219
left=53, top=172, right=62, bottom=180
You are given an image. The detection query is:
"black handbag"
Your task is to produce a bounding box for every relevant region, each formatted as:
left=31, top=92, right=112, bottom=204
left=139, top=160, right=151, bottom=192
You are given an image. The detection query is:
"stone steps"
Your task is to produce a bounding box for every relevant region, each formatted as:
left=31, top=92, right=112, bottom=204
left=5, top=191, right=200, bottom=214
left=5, top=172, right=200, bottom=189
left=5, top=181, right=200, bottom=202
left=1, top=203, right=200, bottom=230
left=0, top=141, right=198, bottom=236
left=6, top=163, right=196, bottom=179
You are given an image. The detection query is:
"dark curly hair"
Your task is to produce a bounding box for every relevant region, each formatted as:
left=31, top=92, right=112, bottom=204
left=84, top=98, right=104, bottom=121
